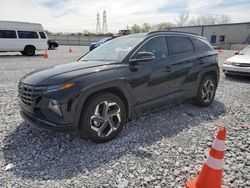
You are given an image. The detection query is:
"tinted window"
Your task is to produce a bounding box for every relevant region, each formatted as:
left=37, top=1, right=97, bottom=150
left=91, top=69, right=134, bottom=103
left=18, top=31, right=38, bottom=39
left=169, top=36, right=194, bottom=55
left=39, top=32, right=46, bottom=39
left=134, top=36, right=168, bottom=59
left=0, top=30, right=17, bottom=38
left=191, top=38, right=208, bottom=50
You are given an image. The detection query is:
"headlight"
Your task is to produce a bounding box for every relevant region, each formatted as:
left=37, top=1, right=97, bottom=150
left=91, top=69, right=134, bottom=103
left=45, top=82, right=74, bottom=93
left=224, top=61, right=232, bottom=65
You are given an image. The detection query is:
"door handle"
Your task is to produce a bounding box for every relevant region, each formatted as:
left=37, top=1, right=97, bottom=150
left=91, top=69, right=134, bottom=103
left=164, top=66, right=174, bottom=72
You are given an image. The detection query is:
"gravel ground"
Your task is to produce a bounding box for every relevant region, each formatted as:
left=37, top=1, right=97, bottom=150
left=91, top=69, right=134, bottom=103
left=0, top=47, right=249, bottom=188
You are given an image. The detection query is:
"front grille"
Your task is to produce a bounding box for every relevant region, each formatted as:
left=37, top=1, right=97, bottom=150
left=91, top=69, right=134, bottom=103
left=18, top=83, right=43, bottom=106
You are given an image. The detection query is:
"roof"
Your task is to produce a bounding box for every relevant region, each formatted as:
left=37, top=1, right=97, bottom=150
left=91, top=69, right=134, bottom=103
left=0, top=21, right=44, bottom=31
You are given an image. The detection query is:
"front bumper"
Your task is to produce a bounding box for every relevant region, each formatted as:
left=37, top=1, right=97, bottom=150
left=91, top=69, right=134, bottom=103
left=223, top=64, right=250, bottom=76
left=20, top=109, right=77, bottom=132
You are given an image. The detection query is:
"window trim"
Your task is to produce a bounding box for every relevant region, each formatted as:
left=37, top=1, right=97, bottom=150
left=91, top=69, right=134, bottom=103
left=167, top=35, right=195, bottom=56
left=129, top=35, right=169, bottom=61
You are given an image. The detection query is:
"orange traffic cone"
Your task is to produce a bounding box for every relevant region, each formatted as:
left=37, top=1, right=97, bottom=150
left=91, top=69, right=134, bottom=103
left=185, top=126, right=226, bottom=188
left=43, top=50, right=48, bottom=58
left=69, top=46, right=72, bottom=53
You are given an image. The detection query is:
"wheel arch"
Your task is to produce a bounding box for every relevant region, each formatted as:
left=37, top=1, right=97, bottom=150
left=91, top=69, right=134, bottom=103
left=24, top=45, right=36, bottom=50
left=74, top=81, right=134, bottom=129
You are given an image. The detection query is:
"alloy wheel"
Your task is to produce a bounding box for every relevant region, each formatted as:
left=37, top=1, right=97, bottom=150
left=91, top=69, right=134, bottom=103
left=201, top=80, right=215, bottom=103
left=90, top=101, right=121, bottom=137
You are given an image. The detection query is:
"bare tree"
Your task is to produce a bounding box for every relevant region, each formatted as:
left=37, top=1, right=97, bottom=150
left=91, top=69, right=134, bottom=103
left=175, top=12, right=189, bottom=26
left=216, top=14, right=232, bottom=24
left=188, top=14, right=232, bottom=26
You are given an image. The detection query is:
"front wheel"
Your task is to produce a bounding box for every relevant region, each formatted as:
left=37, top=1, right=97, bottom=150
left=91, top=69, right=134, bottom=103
left=193, top=75, right=217, bottom=107
left=79, top=92, right=126, bottom=143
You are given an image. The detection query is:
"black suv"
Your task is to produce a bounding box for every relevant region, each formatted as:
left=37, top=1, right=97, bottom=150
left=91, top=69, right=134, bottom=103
left=18, top=31, right=219, bottom=142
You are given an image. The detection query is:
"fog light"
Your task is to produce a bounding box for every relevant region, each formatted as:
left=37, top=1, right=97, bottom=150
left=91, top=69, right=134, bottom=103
left=48, top=99, right=62, bottom=116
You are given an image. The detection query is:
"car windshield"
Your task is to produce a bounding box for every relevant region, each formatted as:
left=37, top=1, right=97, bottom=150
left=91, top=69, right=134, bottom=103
left=239, top=45, right=250, bottom=55
left=80, top=34, right=145, bottom=62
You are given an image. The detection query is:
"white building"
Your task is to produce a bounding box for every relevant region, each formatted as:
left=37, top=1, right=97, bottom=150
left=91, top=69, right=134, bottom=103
left=167, top=22, right=250, bottom=49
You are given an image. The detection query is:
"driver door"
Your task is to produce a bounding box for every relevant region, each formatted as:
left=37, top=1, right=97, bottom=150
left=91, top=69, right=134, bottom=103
left=129, top=35, right=175, bottom=107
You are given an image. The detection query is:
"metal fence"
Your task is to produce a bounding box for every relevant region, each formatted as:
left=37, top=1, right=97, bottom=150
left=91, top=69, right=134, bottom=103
left=47, top=34, right=106, bottom=46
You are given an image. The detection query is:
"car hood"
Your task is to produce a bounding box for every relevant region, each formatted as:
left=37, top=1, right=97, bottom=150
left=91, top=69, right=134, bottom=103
left=226, top=55, right=250, bottom=64
left=21, top=61, right=121, bottom=86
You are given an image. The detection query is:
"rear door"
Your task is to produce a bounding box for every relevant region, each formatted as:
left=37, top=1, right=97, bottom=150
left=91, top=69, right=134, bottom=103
left=167, top=36, right=196, bottom=93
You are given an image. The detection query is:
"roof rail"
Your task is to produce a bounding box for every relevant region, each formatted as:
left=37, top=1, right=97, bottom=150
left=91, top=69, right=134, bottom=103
left=147, top=30, right=199, bottom=36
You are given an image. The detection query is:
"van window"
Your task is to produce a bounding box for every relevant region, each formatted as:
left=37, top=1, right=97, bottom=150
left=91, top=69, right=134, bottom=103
left=39, top=32, right=46, bottom=39
left=0, top=30, right=17, bottom=38
left=168, top=36, right=194, bottom=55
left=18, top=31, right=38, bottom=39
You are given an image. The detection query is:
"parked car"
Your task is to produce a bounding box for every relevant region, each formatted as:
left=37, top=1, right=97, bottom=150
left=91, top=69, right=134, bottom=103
left=18, top=31, right=219, bottom=142
left=48, top=40, right=59, bottom=50
left=223, top=45, right=250, bottom=77
left=89, top=36, right=113, bottom=51
left=0, top=21, right=48, bottom=56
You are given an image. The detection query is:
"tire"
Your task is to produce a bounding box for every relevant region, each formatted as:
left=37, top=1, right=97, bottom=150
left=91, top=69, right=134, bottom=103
left=193, top=75, right=217, bottom=107
left=49, top=44, right=55, bottom=50
left=79, top=92, right=126, bottom=143
left=20, top=51, right=26, bottom=55
left=24, top=46, right=35, bottom=56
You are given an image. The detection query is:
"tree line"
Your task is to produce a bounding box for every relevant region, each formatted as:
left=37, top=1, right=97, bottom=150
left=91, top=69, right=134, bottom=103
left=130, top=13, right=232, bottom=33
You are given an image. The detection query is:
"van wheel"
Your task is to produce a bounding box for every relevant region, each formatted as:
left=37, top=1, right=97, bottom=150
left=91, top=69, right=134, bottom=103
left=24, top=46, right=35, bottom=56
left=79, top=92, right=126, bottom=143
left=193, top=75, right=217, bottom=107
left=49, top=44, right=55, bottom=50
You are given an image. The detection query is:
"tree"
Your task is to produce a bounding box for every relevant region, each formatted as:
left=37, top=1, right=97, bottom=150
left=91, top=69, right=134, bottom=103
left=216, top=14, right=232, bottom=24
left=175, top=12, right=189, bottom=26
left=156, top=22, right=175, bottom=31
left=141, top=23, right=151, bottom=32
left=130, top=24, right=142, bottom=33
left=188, top=14, right=232, bottom=26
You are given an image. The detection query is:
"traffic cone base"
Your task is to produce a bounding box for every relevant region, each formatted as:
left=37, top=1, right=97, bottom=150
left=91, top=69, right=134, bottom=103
left=43, top=50, right=48, bottom=58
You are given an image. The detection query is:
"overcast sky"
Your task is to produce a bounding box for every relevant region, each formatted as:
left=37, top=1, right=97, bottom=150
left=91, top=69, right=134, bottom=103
left=1, top=0, right=250, bottom=33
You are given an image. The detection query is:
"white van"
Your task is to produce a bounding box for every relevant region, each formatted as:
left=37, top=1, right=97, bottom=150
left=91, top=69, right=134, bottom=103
left=0, top=21, right=48, bottom=56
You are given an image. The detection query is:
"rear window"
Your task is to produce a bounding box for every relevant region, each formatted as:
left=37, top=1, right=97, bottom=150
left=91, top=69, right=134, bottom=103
left=39, top=32, right=46, bottom=39
left=191, top=38, right=210, bottom=51
left=0, top=30, right=17, bottom=38
left=168, top=36, right=194, bottom=55
left=18, top=31, right=38, bottom=39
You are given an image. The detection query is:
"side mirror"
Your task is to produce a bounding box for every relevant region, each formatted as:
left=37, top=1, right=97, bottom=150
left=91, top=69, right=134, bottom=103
left=130, top=52, right=155, bottom=62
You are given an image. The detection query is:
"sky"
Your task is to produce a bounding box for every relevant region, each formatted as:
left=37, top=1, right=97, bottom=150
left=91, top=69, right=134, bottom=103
left=0, top=0, right=250, bottom=33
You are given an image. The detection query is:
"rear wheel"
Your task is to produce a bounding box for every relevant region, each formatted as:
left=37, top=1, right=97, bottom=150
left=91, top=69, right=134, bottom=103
left=20, top=51, right=26, bottom=55
left=49, top=44, right=55, bottom=50
left=79, top=92, right=126, bottom=143
left=24, top=46, right=35, bottom=56
left=193, top=75, right=217, bottom=107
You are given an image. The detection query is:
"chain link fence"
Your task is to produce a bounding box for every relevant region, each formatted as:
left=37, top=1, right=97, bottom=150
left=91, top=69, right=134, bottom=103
left=47, top=34, right=106, bottom=46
